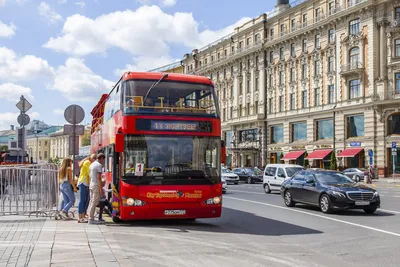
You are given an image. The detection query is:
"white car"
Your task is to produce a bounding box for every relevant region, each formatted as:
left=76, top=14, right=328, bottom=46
left=221, top=168, right=240, bottom=184
left=222, top=177, right=227, bottom=193
left=263, top=164, right=304, bottom=194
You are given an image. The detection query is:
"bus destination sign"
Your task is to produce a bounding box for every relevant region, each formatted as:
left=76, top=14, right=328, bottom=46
left=151, top=121, right=199, bottom=131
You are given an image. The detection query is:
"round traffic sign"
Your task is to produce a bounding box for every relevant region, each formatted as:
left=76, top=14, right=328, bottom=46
left=17, top=113, right=30, bottom=126
left=64, top=105, right=85, bottom=125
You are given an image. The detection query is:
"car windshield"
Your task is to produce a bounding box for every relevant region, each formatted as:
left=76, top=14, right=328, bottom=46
left=286, top=167, right=304, bottom=177
left=315, top=172, right=355, bottom=185
left=246, top=168, right=262, bottom=175
left=222, top=168, right=232, bottom=173
left=123, top=80, right=219, bottom=118
left=123, top=135, right=221, bottom=185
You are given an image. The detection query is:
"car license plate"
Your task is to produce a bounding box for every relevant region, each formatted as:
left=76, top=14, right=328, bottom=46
left=164, top=210, right=186, bottom=215
left=355, top=201, right=370, bottom=206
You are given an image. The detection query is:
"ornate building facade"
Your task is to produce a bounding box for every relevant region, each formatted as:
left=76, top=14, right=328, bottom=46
left=182, top=0, right=400, bottom=177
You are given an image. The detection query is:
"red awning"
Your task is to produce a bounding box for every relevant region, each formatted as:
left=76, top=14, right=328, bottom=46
left=337, top=148, right=363, bottom=158
left=306, top=149, right=332, bottom=160
left=281, top=151, right=306, bottom=160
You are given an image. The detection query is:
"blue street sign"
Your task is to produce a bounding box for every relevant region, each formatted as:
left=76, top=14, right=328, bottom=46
left=368, top=149, right=374, bottom=157
left=369, top=158, right=373, bottom=165
left=350, top=142, right=361, bottom=147
left=392, top=142, right=397, bottom=149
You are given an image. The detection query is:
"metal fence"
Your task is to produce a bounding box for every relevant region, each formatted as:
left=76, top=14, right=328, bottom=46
left=0, top=164, right=59, bottom=217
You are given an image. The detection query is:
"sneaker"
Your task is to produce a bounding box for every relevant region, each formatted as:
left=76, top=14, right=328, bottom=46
left=88, top=220, right=98, bottom=225
left=60, top=211, right=69, bottom=220
left=98, top=219, right=105, bottom=223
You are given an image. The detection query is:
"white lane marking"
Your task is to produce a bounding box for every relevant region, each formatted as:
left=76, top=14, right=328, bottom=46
left=393, top=196, right=400, bottom=198
left=379, top=209, right=400, bottom=214
left=225, top=196, right=400, bottom=238
left=229, top=190, right=266, bottom=195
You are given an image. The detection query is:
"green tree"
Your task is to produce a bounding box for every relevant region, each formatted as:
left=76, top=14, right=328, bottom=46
left=303, top=152, right=309, bottom=168
left=49, top=156, right=61, bottom=165
left=330, top=151, right=337, bottom=170
left=0, top=145, right=8, bottom=152
left=81, top=132, right=91, bottom=146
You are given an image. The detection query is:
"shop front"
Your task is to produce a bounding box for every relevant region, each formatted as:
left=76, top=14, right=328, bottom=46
left=386, top=141, right=400, bottom=176
left=269, top=147, right=284, bottom=164
left=337, top=147, right=365, bottom=169
left=306, top=149, right=333, bottom=169
left=281, top=150, right=306, bottom=166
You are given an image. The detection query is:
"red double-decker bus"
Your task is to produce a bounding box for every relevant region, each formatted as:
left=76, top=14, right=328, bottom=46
left=90, top=72, right=225, bottom=222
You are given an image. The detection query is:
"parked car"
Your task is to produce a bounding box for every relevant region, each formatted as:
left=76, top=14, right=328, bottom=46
left=232, top=167, right=263, bottom=184
left=343, top=168, right=368, bottom=182
left=280, top=170, right=380, bottom=214
left=263, top=164, right=304, bottom=194
left=221, top=168, right=239, bottom=184
left=222, top=177, right=227, bottom=193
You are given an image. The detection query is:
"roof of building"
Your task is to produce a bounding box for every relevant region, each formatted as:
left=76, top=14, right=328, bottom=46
left=148, top=61, right=183, bottom=72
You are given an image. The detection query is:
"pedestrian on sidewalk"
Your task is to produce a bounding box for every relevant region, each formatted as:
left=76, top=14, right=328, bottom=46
left=87, top=153, right=106, bottom=225
left=77, top=154, right=97, bottom=223
left=98, top=180, right=113, bottom=223
left=58, top=158, right=78, bottom=219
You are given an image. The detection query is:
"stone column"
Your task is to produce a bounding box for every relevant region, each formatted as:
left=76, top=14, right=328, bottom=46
left=259, top=57, right=266, bottom=115
left=380, top=23, right=386, bottom=79
left=377, top=23, right=381, bottom=78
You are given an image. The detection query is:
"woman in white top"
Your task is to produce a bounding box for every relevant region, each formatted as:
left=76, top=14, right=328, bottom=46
left=58, top=158, right=78, bottom=219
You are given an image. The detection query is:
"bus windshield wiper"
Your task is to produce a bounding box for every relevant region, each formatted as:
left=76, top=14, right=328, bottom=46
left=143, top=73, right=168, bottom=103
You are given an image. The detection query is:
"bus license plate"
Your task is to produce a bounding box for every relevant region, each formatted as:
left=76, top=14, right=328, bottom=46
left=164, top=210, right=186, bottom=215
left=355, top=201, right=370, bottom=206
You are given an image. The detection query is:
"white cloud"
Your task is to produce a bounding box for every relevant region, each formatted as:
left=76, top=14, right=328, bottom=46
left=0, top=47, right=55, bottom=82
left=75, top=1, right=85, bottom=8
left=0, top=111, right=40, bottom=130
left=0, top=83, right=33, bottom=102
left=51, top=58, right=114, bottom=102
left=38, top=2, right=63, bottom=25
left=0, top=21, right=16, bottom=38
left=0, top=0, right=5, bottom=7
left=43, top=5, right=251, bottom=58
left=160, top=0, right=176, bottom=7
left=114, top=55, right=180, bottom=76
left=53, top=108, right=64, bottom=115
left=58, top=0, right=67, bottom=4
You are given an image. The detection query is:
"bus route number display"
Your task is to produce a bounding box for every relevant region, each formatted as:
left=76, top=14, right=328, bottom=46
left=135, top=163, right=144, bottom=176
left=150, top=121, right=199, bottom=131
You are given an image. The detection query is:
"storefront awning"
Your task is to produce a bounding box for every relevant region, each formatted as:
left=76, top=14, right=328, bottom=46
left=337, top=148, right=363, bottom=158
left=306, top=149, right=332, bottom=160
left=281, top=151, right=306, bottom=160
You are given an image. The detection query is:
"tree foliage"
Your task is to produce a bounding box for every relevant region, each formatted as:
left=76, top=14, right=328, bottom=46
left=81, top=132, right=91, bottom=146
left=0, top=145, right=8, bottom=152
left=49, top=156, right=61, bottom=165
left=330, top=151, right=337, bottom=170
left=303, top=152, right=309, bottom=168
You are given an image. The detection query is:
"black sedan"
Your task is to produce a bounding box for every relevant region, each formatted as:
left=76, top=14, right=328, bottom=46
left=280, top=170, right=380, bottom=214
left=232, top=168, right=263, bottom=184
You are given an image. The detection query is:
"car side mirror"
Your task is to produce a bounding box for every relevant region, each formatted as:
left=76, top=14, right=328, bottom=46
left=306, top=179, right=315, bottom=185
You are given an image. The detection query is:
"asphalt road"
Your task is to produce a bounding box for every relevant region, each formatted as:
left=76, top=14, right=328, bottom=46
left=108, top=182, right=400, bottom=267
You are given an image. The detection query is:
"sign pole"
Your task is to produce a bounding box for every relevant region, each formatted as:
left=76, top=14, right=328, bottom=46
left=72, top=106, right=76, bottom=179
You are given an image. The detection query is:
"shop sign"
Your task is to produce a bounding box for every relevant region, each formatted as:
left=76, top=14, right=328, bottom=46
left=314, top=144, right=332, bottom=149
left=349, top=142, right=361, bottom=147
left=291, top=145, right=306, bottom=150
left=269, top=147, right=283, bottom=151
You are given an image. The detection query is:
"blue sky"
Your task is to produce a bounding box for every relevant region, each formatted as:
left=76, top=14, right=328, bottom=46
left=0, top=0, right=275, bottom=130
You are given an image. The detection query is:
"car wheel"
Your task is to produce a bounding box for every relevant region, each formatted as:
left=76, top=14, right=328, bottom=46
left=112, top=216, right=122, bottom=223
left=363, top=207, right=377, bottom=214
left=234, top=182, right=239, bottom=185
left=263, top=183, right=271, bottom=194
left=284, top=190, right=295, bottom=207
left=354, top=175, right=360, bottom=182
left=319, top=194, right=333, bottom=214
left=247, top=177, right=252, bottom=184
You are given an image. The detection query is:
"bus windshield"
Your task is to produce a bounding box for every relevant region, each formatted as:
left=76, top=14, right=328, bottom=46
left=123, top=135, right=221, bottom=185
left=122, top=80, right=219, bottom=118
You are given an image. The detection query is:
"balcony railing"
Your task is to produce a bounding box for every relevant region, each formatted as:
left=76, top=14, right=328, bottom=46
left=340, top=61, right=364, bottom=74
left=371, top=92, right=400, bottom=101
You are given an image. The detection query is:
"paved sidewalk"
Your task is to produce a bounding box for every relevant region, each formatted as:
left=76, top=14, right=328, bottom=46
left=0, top=215, right=132, bottom=267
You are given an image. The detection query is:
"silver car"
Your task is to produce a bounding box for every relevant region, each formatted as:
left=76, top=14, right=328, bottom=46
left=343, top=168, right=368, bottom=182
left=222, top=177, right=227, bottom=193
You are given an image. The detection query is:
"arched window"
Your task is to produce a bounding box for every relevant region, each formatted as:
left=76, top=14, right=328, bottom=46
left=388, top=113, right=400, bottom=135
left=349, top=47, right=360, bottom=65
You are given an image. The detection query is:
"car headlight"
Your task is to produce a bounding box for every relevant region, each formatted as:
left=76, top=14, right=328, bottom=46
left=122, top=197, right=146, bottom=206
left=373, top=191, right=379, bottom=197
left=204, top=196, right=222, bottom=205
left=328, top=191, right=346, bottom=198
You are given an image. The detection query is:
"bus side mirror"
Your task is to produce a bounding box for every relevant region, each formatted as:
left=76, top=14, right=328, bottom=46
left=116, top=134, right=124, bottom=153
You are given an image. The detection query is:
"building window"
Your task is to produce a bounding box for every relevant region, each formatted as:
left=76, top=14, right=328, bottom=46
left=280, top=47, right=284, bottom=60
left=291, top=19, right=296, bottom=31
left=301, top=64, right=307, bottom=79
left=217, top=71, right=220, bottom=81
left=292, top=122, right=307, bottom=142
left=349, top=47, right=360, bottom=65
left=290, top=93, right=295, bottom=110
left=291, top=43, right=295, bottom=57
left=315, top=34, right=320, bottom=49
left=349, top=79, right=361, bottom=99
left=246, top=103, right=250, bottom=116
left=271, top=125, right=284, bottom=143
left=223, top=87, right=226, bottom=99
left=328, top=2, right=335, bottom=14
left=279, top=95, right=284, bottom=112
left=230, top=107, right=233, bottom=118
left=217, top=53, right=220, bottom=60
left=231, top=46, right=235, bottom=53
left=388, top=113, right=400, bottom=135
left=329, top=29, right=335, bottom=43
left=290, top=67, right=295, bottom=82
left=269, top=74, right=273, bottom=87
left=347, top=115, right=365, bottom=138
left=302, top=90, right=308, bottom=108
left=205, top=58, right=208, bottom=64
left=349, top=18, right=360, bottom=35
left=395, top=7, right=400, bottom=21
left=314, top=88, right=321, bottom=106
left=246, top=79, right=250, bottom=94
left=255, top=34, right=260, bottom=43
left=239, top=105, right=242, bottom=117
left=247, top=59, right=251, bottom=69
left=231, top=66, right=234, bottom=75
left=210, top=73, right=213, bottom=80
left=255, top=101, right=258, bottom=114
left=255, top=56, right=259, bottom=69
left=395, top=39, right=400, bottom=57
left=239, top=129, right=259, bottom=143
left=268, top=98, right=273, bottom=114
left=328, top=85, right=335, bottom=104
left=240, top=62, right=243, bottom=72
left=224, top=49, right=227, bottom=56
left=211, top=55, right=214, bottom=62
left=315, top=8, right=321, bottom=20
left=315, top=60, right=321, bottom=75
left=280, top=24, right=285, bottom=35
left=239, top=82, right=243, bottom=95
left=45, top=141, right=48, bottom=146
left=269, top=51, right=274, bottom=63
left=328, top=56, right=335, bottom=72
left=255, top=77, right=259, bottom=91
left=239, top=41, right=243, bottom=49
left=316, top=119, right=333, bottom=140
left=223, top=108, right=226, bottom=121
left=230, top=86, right=234, bottom=98
left=395, top=73, right=400, bottom=94
left=303, top=13, right=308, bottom=26
left=270, top=28, right=275, bottom=39
left=247, top=37, right=251, bottom=46
left=302, top=39, right=307, bottom=53
left=279, top=71, right=284, bottom=85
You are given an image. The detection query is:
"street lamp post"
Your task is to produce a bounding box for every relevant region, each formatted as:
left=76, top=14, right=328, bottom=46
left=333, top=105, right=337, bottom=170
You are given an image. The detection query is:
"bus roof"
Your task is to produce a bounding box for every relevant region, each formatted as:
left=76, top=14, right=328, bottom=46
left=122, top=72, right=213, bottom=85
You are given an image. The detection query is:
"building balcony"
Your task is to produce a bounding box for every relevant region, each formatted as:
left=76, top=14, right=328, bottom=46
left=371, top=92, right=400, bottom=102
left=340, top=62, right=364, bottom=76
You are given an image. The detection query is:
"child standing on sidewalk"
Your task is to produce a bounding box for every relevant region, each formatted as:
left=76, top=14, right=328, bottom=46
left=98, top=180, right=113, bottom=223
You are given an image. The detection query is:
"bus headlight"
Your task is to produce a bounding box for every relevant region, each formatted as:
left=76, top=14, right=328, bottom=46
left=122, top=197, right=146, bottom=206
left=204, top=196, right=222, bottom=205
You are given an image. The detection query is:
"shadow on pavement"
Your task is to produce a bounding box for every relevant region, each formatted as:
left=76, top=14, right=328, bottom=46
left=293, top=204, right=395, bottom=217
left=108, top=207, right=323, bottom=237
